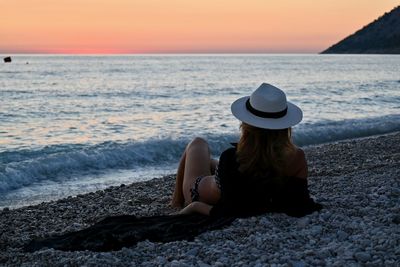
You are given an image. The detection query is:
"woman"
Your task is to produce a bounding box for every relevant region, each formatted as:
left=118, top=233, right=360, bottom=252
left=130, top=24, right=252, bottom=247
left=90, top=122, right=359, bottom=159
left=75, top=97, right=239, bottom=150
left=171, top=83, right=312, bottom=217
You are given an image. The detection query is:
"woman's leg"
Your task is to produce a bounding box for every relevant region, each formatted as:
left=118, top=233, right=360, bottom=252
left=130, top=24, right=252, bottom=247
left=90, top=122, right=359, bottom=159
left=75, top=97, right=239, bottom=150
left=171, top=137, right=212, bottom=207
left=170, top=150, right=186, bottom=208
left=182, top=137, right=212, bottom=206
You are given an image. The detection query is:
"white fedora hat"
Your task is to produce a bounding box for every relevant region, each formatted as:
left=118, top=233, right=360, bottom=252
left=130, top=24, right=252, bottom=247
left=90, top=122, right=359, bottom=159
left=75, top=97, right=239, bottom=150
left=231, top=83, right=303, bottom=129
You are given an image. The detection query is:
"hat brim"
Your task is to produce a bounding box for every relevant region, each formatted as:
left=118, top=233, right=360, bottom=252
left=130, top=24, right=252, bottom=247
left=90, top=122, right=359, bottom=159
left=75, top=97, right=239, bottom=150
left=231, top=96, right=303, bottom=129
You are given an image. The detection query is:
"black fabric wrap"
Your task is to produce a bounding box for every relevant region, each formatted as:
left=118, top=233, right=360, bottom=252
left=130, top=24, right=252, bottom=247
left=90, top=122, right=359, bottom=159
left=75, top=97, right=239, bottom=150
left=25, top=146, right=322, bottom=252
left=25, top=214, right=235, bottom=252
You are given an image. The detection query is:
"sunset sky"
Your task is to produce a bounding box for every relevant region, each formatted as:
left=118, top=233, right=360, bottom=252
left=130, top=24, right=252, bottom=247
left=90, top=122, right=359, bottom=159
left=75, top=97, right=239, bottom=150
left=1, top=0, right=398, bottom=54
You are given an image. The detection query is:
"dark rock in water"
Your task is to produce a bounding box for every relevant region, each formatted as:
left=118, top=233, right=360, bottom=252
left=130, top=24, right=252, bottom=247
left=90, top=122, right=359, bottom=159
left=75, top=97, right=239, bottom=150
left=4, top=56, right=12, bottom=63
left=321, top=6, right=400, bottom=54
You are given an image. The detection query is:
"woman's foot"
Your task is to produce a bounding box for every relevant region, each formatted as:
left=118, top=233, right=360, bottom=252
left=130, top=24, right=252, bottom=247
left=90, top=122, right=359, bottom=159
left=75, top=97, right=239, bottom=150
left=169, top=199, right=183, bottom=208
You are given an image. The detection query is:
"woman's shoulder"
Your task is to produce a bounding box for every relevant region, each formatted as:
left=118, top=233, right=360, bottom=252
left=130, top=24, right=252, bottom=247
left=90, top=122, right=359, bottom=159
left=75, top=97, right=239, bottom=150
left=289, top=146, right=306, bottom=161
left=285, top=147, right=307, bottom=178
left=294, top=147, right=306, bottom=160
left=218, top=145, right=239, bottom=170
left=220, top=144, right=237, bottom=158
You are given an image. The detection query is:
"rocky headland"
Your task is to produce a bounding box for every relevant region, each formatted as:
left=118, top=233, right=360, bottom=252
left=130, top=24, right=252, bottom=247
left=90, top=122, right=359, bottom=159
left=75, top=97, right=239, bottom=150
left=322, top=6, right=400, bottom=54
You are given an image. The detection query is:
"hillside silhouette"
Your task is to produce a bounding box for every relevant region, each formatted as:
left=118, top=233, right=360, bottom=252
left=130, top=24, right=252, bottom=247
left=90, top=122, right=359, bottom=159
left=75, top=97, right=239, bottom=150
left=322, top=6, right=400, bottom=54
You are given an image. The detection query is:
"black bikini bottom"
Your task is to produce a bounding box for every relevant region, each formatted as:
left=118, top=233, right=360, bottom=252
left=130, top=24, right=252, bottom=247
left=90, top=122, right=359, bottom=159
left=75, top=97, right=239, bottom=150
left=190, top=175, right=205, bottom=202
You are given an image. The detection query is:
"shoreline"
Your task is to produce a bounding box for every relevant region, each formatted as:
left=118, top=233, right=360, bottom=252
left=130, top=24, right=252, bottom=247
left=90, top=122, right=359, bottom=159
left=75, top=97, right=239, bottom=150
left=1, top=132, right=399, bottom=266
left=3, top=130, right=399, bottom=211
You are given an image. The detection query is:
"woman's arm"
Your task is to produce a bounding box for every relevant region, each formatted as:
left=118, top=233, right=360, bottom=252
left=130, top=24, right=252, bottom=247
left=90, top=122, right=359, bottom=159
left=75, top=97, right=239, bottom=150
left=179, top=201, right=213, bottom=215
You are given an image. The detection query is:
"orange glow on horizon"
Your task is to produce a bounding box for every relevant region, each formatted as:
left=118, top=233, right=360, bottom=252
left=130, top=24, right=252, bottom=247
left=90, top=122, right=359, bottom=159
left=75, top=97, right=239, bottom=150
left=1, top=0, right=399, bottom=54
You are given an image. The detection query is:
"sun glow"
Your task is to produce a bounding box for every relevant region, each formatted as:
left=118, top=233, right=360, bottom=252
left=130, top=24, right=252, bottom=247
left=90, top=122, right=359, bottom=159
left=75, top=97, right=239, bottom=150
left=1, top=0, right=398, bottom=54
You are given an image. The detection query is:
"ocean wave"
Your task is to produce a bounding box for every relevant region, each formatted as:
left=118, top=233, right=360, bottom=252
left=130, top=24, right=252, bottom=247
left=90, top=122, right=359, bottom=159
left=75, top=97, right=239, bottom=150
left=1, top=114, right=399, bottom=193
left=294, top=114, right=400, bottom=146
left=0, top=139, right=188, bottom=193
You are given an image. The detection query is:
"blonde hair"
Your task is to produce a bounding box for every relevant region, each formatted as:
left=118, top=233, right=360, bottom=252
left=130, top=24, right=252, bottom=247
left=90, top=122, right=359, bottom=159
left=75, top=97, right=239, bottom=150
left=236, top=123, right=296, bottom=176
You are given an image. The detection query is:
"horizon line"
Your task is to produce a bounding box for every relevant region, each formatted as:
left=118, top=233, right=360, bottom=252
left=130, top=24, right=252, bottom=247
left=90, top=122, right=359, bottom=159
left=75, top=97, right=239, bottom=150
left=1, top=51, right=323, bottom=56
left=0, top=48, right=324, bottom=55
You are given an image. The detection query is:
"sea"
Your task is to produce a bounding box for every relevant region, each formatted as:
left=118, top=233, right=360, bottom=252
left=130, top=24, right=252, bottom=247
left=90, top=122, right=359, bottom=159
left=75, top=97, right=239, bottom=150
left=1, top=54, right=399, bottom=209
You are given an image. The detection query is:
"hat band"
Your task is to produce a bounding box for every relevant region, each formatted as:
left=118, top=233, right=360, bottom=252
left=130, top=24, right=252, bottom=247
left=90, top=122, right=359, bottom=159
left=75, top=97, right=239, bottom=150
left=246, top=99, right=288, bottom=119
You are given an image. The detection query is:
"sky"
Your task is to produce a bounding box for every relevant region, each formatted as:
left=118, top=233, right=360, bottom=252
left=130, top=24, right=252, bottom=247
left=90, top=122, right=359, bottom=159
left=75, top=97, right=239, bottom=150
left=1, top=0, right=399, bottom=54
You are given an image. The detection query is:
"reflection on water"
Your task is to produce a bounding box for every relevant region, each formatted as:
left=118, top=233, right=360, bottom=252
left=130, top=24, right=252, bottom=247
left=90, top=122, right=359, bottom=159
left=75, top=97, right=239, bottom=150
left=1, top=54, right=399, bottom=151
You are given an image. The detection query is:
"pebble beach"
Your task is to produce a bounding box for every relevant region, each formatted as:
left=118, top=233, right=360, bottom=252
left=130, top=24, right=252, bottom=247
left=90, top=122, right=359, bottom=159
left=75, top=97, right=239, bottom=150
left=0, top=132, right=399, bottom=266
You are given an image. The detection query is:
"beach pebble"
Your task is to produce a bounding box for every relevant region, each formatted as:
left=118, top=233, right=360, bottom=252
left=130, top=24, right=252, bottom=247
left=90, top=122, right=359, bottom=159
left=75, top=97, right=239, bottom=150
left=337, top=230, right=348, bottom=241
left=297, top=218, right=309, bottom=228
left=102, top=195, right=117, bottom=204
left=1, top=133, right=400, bottom=266
left=320, top=211, right=331, bottom=221
left=390, top=215, right=400, bottom=224
left=197, top=261, right=212, bottom=267
left=155, top=256, right=167, bottom=265
left=311, top=225, right=323, bottom=235
left=185, top=247, right=199, bottom=256
left=290, top=260, right=306, bottom=267
left=170, top=259, right=184, bottom=267
left=354, top=252, right=372, bottom=262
